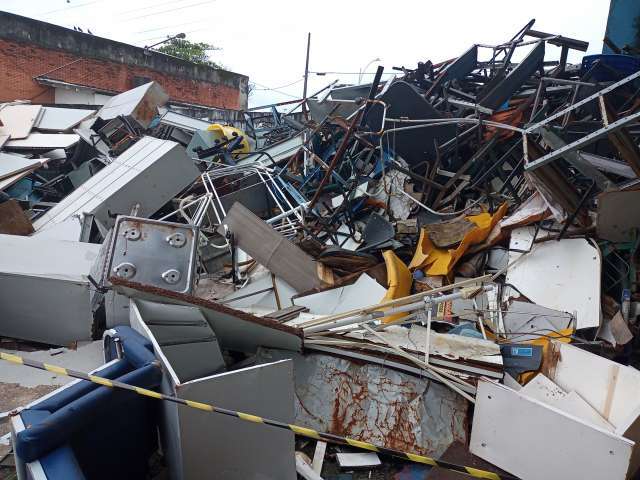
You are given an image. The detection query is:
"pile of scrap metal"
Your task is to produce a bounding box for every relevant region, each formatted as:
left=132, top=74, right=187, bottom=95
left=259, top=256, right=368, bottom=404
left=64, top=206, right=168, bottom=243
left=4, top=20, right=640, bottom=480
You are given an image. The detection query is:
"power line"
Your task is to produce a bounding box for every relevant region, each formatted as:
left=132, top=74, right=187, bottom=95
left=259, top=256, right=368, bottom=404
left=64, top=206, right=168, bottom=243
left=135, top=19, right=209, bottom=35
left=41, top=0, right=105, bottom=17
left=123, top=0, right=215, bottom=22
left=120, top=0, right=195, bottom=16
left=138, top=26, right=215, bottom=44
left=311, top=71, right=395, bottom=75
left=253, top=78, right=304, bottom=91
left=251, top=81, right=300, bottom=98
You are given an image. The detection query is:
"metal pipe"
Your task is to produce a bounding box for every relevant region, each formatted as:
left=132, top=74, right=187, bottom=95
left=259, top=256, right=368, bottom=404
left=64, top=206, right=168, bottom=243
left=304, top=285, right=493, bottom=334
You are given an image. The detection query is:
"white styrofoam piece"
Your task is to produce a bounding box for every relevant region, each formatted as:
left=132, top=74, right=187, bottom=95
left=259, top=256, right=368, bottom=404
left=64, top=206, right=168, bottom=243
left=0, top=105, right=42, bottom=139
left=505, top=228, right=601, bottom=329
left=5, top=133, right=79, bottom=149
left=470, top=380, right=635, bottom=480
left=36, top=107, right=94, bottom=131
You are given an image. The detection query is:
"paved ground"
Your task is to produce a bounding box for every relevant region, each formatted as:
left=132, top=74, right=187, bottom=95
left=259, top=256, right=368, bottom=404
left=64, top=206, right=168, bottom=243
left=0, top=340, right=104, bottom=479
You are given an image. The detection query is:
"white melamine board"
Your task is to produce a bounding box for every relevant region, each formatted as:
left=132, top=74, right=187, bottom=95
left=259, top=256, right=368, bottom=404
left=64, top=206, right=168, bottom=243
left=506, top=229, right=601, bottom=329
left=550, top=342, right=640, bottom=430
left=5, top=133, right=79, bottom=149
left=470, top=380, right=635, bottom=480
left=0, top=105, right=42, bottom=139
left=36, top=107, right=94, bottom=131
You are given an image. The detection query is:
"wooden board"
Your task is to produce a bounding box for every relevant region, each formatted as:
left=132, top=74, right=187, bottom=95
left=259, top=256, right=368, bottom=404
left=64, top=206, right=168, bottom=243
left=0, top=200, right=34, bottom=235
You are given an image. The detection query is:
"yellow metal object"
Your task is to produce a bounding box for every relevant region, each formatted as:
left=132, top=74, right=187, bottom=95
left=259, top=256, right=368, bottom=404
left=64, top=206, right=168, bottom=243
left=409, top=203, right=508, bottom=275
left=381, top=250, right=412, bottom=324
left=206, top=123, right=251, bottom=157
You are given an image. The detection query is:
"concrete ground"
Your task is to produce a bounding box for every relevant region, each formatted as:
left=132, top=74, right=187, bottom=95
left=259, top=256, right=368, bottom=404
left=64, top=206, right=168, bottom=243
left=0, top=340, right=104, bottom=479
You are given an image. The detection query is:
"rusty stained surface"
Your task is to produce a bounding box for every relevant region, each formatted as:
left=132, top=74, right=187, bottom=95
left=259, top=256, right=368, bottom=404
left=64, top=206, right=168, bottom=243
left=256, top=348, right=468, bottom=457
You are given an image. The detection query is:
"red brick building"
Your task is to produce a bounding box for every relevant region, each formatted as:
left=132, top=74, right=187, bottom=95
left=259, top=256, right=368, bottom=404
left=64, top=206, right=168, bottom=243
left=0, top=11, right=249, bottom=111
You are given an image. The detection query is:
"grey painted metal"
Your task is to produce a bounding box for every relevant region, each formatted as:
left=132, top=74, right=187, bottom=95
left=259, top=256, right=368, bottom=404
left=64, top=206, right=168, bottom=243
left=131, top=299, right=225, bottom=383
left=158, top=108, right=213, bottom=132
left=526, top=69, right=640, bottom=134
left=177, top=361, right=296, bottom=480
left=0, top=234, right=100, bottom=345
left=579, top=151, right=637, bottom=179
left=113, top=282, right=303, bottom=353
left=4, top=133, right=79, bottom=150
left=525, top=109, right=640, bottom=171
left=538, top=128, right=612, bottom=188
left=132, top=305, right=296, bottom=480
left=235, top=132, right=304, bottom=166
left=479, top=41, right=545, bottom=110
left=221, top=202, right=321, bottom=292
left=33, top=137, right=200, bottom=233
left=0, top=152, right=42, bottom=180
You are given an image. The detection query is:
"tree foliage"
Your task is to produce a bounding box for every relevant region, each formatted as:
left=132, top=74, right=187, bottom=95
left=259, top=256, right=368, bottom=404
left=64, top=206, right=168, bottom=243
left=157, top=37, right=222, bottom=68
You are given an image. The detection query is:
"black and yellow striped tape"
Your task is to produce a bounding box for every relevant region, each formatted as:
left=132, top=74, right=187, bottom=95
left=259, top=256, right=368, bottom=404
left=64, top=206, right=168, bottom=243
left=0, top=351, right=515, bottom=480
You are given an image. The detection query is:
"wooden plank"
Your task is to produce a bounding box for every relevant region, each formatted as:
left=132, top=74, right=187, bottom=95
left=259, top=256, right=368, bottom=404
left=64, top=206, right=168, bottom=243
left=0, top=200, right=34, bottom=235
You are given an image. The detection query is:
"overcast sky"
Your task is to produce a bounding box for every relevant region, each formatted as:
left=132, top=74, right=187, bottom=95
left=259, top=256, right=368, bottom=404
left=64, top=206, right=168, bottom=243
left=3, top=0, right=611, bottom=109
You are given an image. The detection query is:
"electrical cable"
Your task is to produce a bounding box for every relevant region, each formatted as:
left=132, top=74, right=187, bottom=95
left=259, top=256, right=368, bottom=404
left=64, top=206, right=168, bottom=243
left=253, top=78, right=304, bottom=91
left=41, top=0, right=105, bottom=17
left=123, top=0, right=215, bottom=22
left=250, top=81, right=300, bottom=98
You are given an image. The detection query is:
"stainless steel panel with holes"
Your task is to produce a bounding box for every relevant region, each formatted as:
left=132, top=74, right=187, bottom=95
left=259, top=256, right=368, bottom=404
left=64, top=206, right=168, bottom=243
left=107, top=216, right=199, bottom=294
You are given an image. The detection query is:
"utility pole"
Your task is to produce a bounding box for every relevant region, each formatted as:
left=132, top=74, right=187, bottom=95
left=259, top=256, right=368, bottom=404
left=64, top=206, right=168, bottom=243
left=302, top=32, right=311, bottom=121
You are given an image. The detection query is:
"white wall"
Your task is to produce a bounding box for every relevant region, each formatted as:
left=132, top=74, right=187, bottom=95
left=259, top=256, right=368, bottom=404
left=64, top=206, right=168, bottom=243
left=54, top=86, right=112, bottom=105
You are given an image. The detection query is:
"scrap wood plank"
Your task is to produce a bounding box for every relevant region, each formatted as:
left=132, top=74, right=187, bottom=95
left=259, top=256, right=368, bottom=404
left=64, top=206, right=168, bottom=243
left=0, top=200, right=34, bottom=235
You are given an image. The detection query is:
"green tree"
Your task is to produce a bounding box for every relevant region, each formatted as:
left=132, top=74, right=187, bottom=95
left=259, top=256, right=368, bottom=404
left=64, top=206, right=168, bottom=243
left=157, top=37, right=222, bottom=68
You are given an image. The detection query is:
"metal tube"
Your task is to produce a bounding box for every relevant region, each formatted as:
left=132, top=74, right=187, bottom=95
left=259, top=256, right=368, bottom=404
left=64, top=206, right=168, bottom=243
left=304, top=285, right=493, bottom=334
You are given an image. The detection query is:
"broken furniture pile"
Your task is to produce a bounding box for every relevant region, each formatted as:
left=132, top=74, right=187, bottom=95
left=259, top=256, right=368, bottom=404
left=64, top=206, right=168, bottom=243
left=3, top=20, right=640, bottom=480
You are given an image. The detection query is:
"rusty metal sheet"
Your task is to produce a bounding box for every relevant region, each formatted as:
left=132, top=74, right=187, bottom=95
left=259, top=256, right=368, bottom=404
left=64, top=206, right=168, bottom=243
left=255, top=348, right=468, bottom=457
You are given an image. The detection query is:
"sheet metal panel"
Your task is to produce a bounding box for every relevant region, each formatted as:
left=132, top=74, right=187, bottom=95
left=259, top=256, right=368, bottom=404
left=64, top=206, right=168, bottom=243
left=255, top=348, right=468, bottom=458
left=36, top=107, right=94, bottom=132
left=176, top=362, right=296, bottom=480
left=33, top=137, right=199, bottom=233
left=221, top=202, right=321, bottom=292
left=0, top=234, right=100, bottom=345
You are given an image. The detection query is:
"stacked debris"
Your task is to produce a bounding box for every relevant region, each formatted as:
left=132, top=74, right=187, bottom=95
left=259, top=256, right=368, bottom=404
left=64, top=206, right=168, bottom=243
left=4, top=20, right=640, bottom=480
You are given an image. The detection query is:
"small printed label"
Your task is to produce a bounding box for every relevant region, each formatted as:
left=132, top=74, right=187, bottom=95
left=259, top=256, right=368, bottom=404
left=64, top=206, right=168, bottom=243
left=511, top=347, right=533, bottom=357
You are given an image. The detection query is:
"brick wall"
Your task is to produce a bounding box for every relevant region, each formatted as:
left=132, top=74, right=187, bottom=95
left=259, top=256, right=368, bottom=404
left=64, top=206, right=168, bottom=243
left=0, top=38, right=244, bottom=109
